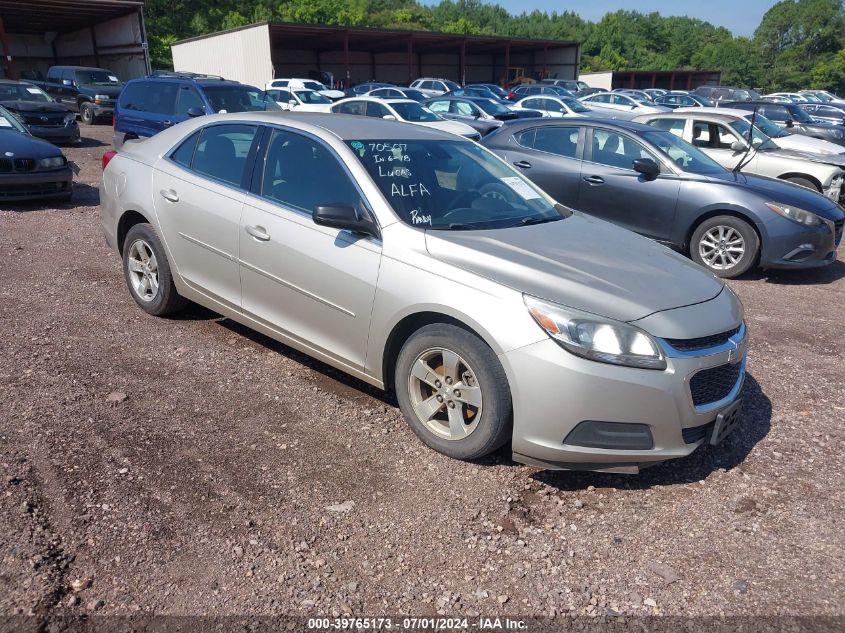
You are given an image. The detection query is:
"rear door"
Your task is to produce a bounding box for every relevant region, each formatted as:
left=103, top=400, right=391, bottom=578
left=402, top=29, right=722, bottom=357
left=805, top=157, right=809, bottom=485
left=152, top=123, right=260, bottom=310
left=577, top=127, right=680, bottom=241
left=117, top=81, right=158, bottom=139
left=504, top=125, right=584, bottom=205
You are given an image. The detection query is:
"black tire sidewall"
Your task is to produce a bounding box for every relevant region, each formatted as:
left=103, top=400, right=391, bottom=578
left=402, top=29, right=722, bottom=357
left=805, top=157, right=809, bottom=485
left=691, top=215, right=759, bottom=278
left=785, top=177, right=819, bottom=192
left=80, top=103, right=94, bottom=125
left=122, top=223, right=185, bottom=316
left=394, top=323, right=512, bottom=460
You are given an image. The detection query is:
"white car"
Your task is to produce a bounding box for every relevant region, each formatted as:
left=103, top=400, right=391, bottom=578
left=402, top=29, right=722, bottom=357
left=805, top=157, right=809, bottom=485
left=514, top=96, right=592, bottom=118
left=579, top=92, right=670, bottom=115
left=266, top=78, right=345, bottom=101
left=764, top=92, right=811, bottom=103
left=409, top=78, right=461, bottom=97
left=331, top=97, right=480, bottom=140
left=267, top=87, right=333, bottom=113
left=677, top=107, right=845, bottom=156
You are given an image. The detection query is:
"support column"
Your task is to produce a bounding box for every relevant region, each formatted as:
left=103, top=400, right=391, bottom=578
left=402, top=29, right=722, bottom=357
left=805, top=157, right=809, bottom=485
left=651, top=72, right=656, bottom=88
left=542, top=45, right=548, bottom=79
left=504, top=42, right=510, bottom=86
left=459, top=40, right=466, bottom=86
left=407, top=36, right=413, bottom=85
left=370, top=51, right=376, bottom=81
left=90, top=27, right=101, bottom=68
left=137, top=7, right=151, bottom=75
left=0, top=15, right=18, bottom=80
left=343, top=31, right=350, bottom=88
left=670, top=72, right=675, bottom=90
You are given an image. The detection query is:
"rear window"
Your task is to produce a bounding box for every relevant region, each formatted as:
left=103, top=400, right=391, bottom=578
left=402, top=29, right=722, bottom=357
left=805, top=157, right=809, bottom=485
left=202, top=85, right=281, bottom=113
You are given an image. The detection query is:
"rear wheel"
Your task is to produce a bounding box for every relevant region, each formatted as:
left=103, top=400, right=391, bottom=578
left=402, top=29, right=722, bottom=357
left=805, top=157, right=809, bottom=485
left=80, top=102, right=95, bottom=125
left=690, top=215, right=759, bottom=278
left=122, top=223, right=187, bottom=316
left=394, top=324, right=512, bottom=460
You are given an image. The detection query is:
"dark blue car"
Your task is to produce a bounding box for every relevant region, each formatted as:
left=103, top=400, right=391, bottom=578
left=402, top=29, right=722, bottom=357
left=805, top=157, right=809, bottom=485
left=113, top=73, right=279, bottom=148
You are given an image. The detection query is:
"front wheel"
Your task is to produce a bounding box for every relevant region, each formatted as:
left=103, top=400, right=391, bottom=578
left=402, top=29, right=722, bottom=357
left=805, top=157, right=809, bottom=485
left=80, top=102, right=95, bottom=125
left=784, top=176, right=821, bottom=192
left=394, top=324, right=512, bottom=460
left=690, top=215, right=759, bottom=278
left=122, top=223, right=187, bottom=316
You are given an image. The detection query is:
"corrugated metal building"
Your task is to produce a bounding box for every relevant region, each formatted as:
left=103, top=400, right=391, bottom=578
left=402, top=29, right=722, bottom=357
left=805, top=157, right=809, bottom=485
left=172, top=22, right=580, bottom=89
left=0, top=0, right=150, bottom=80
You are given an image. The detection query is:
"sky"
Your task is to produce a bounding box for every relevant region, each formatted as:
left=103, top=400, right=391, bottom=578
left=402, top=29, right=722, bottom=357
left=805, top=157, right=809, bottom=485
left=475, top=0, right=776, bottom=37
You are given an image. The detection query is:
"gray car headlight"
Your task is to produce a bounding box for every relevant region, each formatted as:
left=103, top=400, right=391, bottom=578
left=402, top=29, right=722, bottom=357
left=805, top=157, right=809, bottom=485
left=524, top=296, right=666, bottom=370
left=38, top=156, right=66, bottom=169
left=765, top=202, right=824, bottom=226
left=94, top=94, right=110, bottom=101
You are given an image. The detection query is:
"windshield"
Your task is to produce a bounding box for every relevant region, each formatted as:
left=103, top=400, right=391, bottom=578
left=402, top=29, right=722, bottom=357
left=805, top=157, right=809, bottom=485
left=695, top=96, right=715, bottom=107
left=563, top=98, right=590, bottom=113
left=76, top=70, right=120, bottom=86
left=295, top=90, right=331, bottom=104
left=786, top=105, right=814, bottom=124
left=403, top=89, right=426, bottom=101
left=302, top=81, right=327, bottom=91
left=203, top=85, right=282, bottom=113
left=443, top=80, right=460, bottom=92
left=0, top=83, right=52, bottom=102
left=744, top=113, right=788, bottom=138
left=391, top=102, right=440, bottom=122
left=0, top=105, right=29, bottom=134
left=475, top=99, right=510, bottom=115
left=640, top=130, right=726, bottom=175
left=347, top=139, right=561, bottom=230
left=548, top=86, right=575, bottom=98
left=728, top=120, right=778, bottom=150
left=484, top=85, right=508, bottom=98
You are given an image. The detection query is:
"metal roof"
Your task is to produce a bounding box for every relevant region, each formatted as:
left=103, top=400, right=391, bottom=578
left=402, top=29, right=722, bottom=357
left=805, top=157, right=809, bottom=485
left=0, top=0, right=144, bottom=34
left=176, top=22, right=578, bottom=55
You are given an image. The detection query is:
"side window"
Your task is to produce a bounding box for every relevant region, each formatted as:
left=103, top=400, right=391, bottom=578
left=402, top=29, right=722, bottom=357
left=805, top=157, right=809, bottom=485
left=384, top=89, right=402, bottom=98
left=591, top=130, right=653, bottom=169
left=146, top=83, right=178, bottom=115
left=649, top=118, right=686, bottom=138
left=715, top=124, right=737, bottom=149
left=192, top=124, right=258, bottom=188
left=170, top=130, right=200, bottom=167
left=593, top=94, right=610, bottom=103
left=62, top=69, right=75, bottom=82
left=427, top=100, right=450, bottom=113
left=522, top=98, right=541, bottom=109
left=176, top=86, right=205, bottom=116
left=261, top=129, right=363, bottom=214
left=119, top=81, right=150, bottom=112
left=434, top=82, right=446, bottom=92
left=365, top=102, right=389, bottom=118
left=691, top=121, right=713, bottom=147
left=335, top=101, right=366, bottom=115
left=611, top=94, right=630, bottom=106
left=47, top=68, right=62, bottom=82
left=545, top=99, right=563, bottom=113
left=762, top=105, right=786, bottom=121
left=533, top=127, right=580, bottom=158
left=420, top=81, right=434, bottom=90
left=454, top=101, right=476, bottom=116
left=513, top=128, right=536, bottom=149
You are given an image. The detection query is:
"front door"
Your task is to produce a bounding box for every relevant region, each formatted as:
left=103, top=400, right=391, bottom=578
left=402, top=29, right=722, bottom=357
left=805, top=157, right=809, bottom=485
left=577, top=127, right=680, bottom=241
left=505, top=125, right=584, bottom=206
left=239, top=127, right=381, bottom=370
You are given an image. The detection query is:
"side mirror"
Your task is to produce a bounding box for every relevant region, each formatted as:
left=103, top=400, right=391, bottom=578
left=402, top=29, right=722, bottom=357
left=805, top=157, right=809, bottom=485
left=785, top=119, right=794, bottom=128
left=313, top=205, right=378, bottom=238
left=382, top=114, right=396, bottom=121
left=730, top=140, right=748, bottom=153
left=632, top=158, right=660, bottom=180
left=186, top=107, right=204, bottom=118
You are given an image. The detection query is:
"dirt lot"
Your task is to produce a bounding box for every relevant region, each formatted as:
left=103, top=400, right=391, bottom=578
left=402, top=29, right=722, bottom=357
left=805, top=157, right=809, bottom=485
left=1, top=124, right=844, bottom=630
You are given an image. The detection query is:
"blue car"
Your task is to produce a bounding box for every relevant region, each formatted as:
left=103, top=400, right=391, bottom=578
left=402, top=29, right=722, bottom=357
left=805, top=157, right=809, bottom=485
left=113, top=72, right=279, bottom=148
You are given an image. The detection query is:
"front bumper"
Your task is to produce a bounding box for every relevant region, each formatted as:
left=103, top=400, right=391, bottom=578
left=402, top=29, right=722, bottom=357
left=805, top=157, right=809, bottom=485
left=502, top=325, right=747, bottom=473
left=759, top=213, right=841, bottom=269
left=28, top=123, right=81, bottom=144
left=0, top=168, right=73, bottom=202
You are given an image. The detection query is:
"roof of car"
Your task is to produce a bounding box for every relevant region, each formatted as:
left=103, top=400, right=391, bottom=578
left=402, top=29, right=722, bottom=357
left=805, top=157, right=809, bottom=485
left=636, top=111, right=741, bottom=122
left=675, top=107, right=749, bottom=117
left=488, top=117, right=657, bottom=134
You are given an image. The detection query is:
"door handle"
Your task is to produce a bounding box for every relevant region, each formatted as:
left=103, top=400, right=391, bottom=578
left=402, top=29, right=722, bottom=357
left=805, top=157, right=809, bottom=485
left=513, top=160, right=532, bottom=169
left=245, top=225, right=271, bottom=241
left=583, top=175, right=605, bottom=185
left=159, top=189, right=179, bottom=202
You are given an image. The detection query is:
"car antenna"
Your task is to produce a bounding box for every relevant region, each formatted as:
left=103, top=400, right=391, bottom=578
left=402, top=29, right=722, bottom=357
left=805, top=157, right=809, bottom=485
left=733, top=106, right=758, bottom=174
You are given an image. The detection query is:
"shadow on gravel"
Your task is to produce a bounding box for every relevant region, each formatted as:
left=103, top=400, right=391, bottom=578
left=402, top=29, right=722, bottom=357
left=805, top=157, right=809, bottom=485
left=76, top=135, right=109, bottom=148
left=1, top=183, right=100, bottom=212
left=739, top=260, right=845, bottom=285
left=532, top=373, right=772, bottom=491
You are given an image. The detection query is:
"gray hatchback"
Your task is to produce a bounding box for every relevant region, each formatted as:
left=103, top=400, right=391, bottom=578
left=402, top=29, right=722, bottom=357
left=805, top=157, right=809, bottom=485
left=482, top=118, right=844, bottom=277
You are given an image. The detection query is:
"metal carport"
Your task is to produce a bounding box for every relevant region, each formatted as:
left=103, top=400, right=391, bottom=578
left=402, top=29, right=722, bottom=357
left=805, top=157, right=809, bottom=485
left=0, top=0, right=149, bottom=80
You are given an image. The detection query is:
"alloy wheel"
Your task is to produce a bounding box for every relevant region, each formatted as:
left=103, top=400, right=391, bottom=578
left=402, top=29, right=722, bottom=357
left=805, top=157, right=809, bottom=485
left=407, top=347, right=483, bottom=441
left=698, top=225, right=745, bottom=270
left=127, top=239, right=159, bottom=302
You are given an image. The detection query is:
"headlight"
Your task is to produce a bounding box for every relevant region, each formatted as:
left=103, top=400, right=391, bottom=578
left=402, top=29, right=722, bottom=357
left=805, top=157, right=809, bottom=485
left=38, top=156, right=66, bottom=169
left=94, top=94, right=110, bottom=101
left=765, top=201, right=823, bottom=226
left=63, top=113, right=76, bottom=124
left=831, top=129, right=844, bottom=139
left=524, top=296, right=666, bottom=370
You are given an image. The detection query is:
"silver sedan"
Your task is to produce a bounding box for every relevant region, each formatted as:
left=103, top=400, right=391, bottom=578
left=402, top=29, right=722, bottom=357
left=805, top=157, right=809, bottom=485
left=99, top=112, right=746, bottom=473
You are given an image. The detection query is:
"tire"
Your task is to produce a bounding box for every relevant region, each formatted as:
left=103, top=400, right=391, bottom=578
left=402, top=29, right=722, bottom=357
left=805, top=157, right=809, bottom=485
left=690, top=215, right=760, bottom=278
left=79, top=102, right=95, bottom=125
left=394, top=323, right=512, bottom=460
left=122, top=223, right=187, bottom=316
left=784, top=176, right=820, bottom=192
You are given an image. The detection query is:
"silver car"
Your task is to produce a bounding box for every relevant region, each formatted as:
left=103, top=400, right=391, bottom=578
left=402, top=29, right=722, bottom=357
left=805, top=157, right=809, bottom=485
left=99, top=113, right=747, bottom=473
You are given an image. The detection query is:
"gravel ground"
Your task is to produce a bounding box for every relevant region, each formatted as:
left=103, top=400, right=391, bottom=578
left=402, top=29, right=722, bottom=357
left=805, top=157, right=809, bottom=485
left=1, top=125, right=844, bottom=630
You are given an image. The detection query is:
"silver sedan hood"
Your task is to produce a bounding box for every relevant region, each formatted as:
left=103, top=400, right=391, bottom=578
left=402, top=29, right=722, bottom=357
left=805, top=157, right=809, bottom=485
left=760, top=146, right=845, bottom=168
left=424, top=212, right=725, bottom=323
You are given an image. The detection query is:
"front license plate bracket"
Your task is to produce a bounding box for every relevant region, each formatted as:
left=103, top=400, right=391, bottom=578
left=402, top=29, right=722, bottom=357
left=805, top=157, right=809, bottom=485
left=710, top=399, right=742, bottom=446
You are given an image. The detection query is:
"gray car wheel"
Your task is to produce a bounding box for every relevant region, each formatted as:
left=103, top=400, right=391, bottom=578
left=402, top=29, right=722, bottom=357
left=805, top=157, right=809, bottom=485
left=122, top=223, right=187, bottom=316
left=80, top=102, right=95, bottom=125
left=690, top=215, right=759, bottom=278
left=395, top=323, right=512, bottom=460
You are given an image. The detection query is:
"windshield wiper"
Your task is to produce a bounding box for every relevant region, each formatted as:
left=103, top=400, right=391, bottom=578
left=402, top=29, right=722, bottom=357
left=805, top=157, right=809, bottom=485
left=519, top=216, right=561, bottom=226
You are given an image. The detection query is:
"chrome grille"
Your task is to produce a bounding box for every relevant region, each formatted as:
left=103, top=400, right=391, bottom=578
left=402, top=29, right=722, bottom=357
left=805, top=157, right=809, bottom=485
left=665, top=326, right=740, bottom=352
